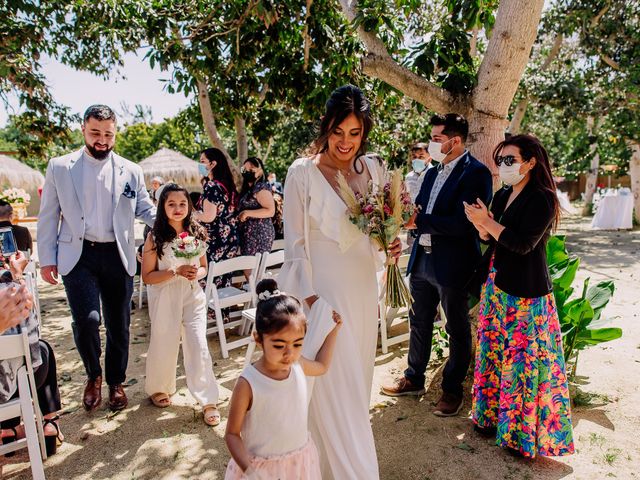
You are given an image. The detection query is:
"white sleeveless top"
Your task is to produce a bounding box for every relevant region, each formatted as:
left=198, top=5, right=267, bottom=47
left=240, top=362, right=309, bottom=457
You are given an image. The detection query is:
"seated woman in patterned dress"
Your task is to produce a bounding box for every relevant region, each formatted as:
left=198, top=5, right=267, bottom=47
left=237, top=157, right=275, bottom=270
left=194, top=148, right=241, bottom=288
left=463, top=134, right=574, bottom=459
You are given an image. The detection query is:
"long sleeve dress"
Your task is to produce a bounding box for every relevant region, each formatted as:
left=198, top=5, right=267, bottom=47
left=279, top=155, right=384, bottom=480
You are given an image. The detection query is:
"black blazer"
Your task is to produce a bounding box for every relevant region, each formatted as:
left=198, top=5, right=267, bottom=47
left=483, top=182, right=556, bottom=298
left=407, top=152, right=493, bottom=290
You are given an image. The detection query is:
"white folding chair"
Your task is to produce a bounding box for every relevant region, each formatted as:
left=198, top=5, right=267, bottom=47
left=242, top=250, right=286, bottom=366
left=271, top=238, right=285, bottom=252
left=379, top=254, right=412, bottom=354
left=23, top=259, right=41, bottom=324
left=204, top=254, right=262, bottom=358
left=0, top=330, right=47, bottom=479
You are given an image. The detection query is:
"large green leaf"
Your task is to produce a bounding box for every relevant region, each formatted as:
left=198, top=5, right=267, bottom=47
left=564, top=298, right=594, bottom=329
left=547, top=235, right=569, bottom=266
left=550, top=257, right=580, bottom=290
left=575, top=327, right=623, bottom=349
left=586, top=280, right=615, bottom=321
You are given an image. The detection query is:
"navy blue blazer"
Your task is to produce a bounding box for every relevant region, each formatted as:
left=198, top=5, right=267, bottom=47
left=407, top=152, right=493, bottom=290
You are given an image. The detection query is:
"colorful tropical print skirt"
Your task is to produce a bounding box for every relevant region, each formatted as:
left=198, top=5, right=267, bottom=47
left=472, top=260, right=575, bottom=458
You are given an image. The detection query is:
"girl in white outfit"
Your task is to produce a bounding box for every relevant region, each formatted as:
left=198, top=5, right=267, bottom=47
left=142, top=183, right=220, bottom=426
left=224, top=278, right=341, bottom=479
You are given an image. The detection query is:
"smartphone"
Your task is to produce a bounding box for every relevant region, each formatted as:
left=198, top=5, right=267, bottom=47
left=0, top=226, right=18, bottom=256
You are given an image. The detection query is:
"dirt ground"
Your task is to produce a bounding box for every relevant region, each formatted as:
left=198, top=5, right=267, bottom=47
left=1, top=214, right=639, bottom=480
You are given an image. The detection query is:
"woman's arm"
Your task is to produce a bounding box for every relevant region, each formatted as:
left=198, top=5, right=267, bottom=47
left=238, top=189, right=275, bottom=222
left=300, top=312, right=342, bottom=376
left=224, top=378, right=253, bottom=472
left=194, top=199, right=218, bottom=223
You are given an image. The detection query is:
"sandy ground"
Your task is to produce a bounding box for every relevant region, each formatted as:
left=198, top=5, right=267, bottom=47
left=1, top=215, right=639, bottom=480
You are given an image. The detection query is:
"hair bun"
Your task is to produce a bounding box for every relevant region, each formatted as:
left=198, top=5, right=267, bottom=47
left=256, top=278, right=280, bottom=303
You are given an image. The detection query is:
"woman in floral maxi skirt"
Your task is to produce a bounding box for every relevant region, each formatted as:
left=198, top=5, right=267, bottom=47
left=464, top=134, right=574, bottom=458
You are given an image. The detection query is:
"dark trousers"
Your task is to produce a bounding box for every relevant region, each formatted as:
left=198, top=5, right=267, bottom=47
left=404, top=247, right=472, bottom=398
left=2, top=340, right=62, bottom=428
left=62, top=241, right=133, bottom=385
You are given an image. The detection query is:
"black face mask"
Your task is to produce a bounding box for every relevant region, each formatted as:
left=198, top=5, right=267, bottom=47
left=242, top=171, right=256, bottom=182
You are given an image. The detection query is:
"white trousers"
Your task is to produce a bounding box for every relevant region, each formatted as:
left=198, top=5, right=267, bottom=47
left=145, top=279, right=219, bottom=406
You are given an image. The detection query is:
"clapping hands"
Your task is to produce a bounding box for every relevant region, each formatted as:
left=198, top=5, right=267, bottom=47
left=463, top=198, right=493, bottom=240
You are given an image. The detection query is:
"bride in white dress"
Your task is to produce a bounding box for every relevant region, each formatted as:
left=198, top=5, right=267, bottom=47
left=279, top=85, right=401, bottom=480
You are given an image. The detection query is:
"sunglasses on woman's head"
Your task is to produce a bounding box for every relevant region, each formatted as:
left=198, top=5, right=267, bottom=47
left=495, top=155, right=519, bottom=166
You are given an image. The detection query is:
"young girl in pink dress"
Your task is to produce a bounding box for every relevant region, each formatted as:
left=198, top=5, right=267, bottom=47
left=224, top=278, right=341, bottom=480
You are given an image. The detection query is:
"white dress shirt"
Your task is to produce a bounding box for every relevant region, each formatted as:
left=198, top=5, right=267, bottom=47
left=419, top=151, right=467, bottom=248
left=82, top=151, right=116, bottom=242
left=405, top=163, right=434, bottom=203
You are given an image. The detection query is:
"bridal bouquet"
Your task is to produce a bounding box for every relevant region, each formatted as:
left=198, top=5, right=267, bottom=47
left=337, top=169, right=414, bottom=309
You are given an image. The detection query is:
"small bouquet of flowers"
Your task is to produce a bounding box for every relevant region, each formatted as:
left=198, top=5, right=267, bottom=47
left=1, top=187, right=31, bottom=204
left=171, top=232, right=206, bottom=288
left=337, top=169, right=415, bottom=309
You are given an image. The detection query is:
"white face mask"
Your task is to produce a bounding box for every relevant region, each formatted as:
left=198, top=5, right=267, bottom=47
left=427, top=139, right=453, bottom=163
left=499, top=163, right=526, bottom=186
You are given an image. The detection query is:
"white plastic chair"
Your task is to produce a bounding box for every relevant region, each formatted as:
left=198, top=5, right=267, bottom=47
left=204, top=254, right=262, bottom=358
left=242, top=249, right=286, bottom=366
left=0, top=330, right=47, bottom=479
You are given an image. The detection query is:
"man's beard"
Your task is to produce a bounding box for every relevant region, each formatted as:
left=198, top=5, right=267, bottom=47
left=85, top=142, right=113, bottom=160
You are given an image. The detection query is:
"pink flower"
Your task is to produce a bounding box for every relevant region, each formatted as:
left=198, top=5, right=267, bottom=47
left=383, top=204, right=392, bottom=216
left=363, top=204, right=374, bottom=214
left=179, top=231, right=188, bottom=239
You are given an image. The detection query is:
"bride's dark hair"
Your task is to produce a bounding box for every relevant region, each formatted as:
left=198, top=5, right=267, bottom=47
left=307, top=84, right=373, bottom=174
left=152, top=183, right=208, bottom=259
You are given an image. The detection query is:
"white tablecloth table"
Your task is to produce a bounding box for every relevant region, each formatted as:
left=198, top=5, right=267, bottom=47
left=591, top=193, right=634, bottom=230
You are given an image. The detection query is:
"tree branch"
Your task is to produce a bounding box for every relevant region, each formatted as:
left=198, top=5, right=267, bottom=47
left=303, top=0, right=313, bottom=71
left=338, top=0, right=462, bottom=114
left=540, top=33, right=564, bottom=71
left=196, top=78, right=232, bottom=163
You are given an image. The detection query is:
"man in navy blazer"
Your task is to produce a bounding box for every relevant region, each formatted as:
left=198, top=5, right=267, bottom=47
left=382, top=114, right=493, bottom=416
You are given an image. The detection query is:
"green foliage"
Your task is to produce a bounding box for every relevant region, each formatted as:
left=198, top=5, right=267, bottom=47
left=546, top=235, right=621, bottom=378
left=116, top=108, right=209, bottom=162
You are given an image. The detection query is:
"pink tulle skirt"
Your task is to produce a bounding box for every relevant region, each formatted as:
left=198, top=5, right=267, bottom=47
left=225, top=437, right=321, bottom=480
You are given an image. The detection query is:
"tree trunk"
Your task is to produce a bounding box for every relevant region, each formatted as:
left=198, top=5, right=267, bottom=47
left=235, top=116, right=248, bottom=165
left=582, top=151, right=600, bottom=215
left=582, top=117, right=600, bottom=214
left=467, top=110, right=506, bottom=183
left=508, top=97, right=529, bottom=134
left=628, top=140, right=640, bottom=224
left=338, top=0, right=544, bottom=175
left=196, top=79, right=233, bottom=163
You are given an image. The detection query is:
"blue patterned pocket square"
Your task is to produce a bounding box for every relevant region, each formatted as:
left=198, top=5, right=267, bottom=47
left=123, top=183, right=136, bottom=199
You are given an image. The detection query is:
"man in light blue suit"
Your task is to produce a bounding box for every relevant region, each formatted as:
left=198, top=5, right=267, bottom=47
left=38, top=105, right=156, bottom=412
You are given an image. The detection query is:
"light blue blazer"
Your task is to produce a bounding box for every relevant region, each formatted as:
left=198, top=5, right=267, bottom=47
left=37, top=148, right=156, bottom=276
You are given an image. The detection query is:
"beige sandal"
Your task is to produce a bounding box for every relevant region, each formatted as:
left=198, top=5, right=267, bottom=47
left=203, top=405, right=221, bottom=426
left=150, top=392, right=172, bottom=408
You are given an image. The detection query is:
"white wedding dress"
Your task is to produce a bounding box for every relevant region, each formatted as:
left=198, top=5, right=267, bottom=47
left=280, top=155, right=384, bottom=480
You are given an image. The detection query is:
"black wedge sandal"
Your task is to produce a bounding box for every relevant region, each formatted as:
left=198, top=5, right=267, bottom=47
left=43, top=416, right=63, bottom=456
left=2, top=426, right=18, bottom=457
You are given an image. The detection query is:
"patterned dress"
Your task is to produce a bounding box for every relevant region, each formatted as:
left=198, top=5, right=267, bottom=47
left=198, top=179, right=240, bottom=288
left=472, top=256, right=575, bottom=458
left=238, top=181, right=275, bottom=255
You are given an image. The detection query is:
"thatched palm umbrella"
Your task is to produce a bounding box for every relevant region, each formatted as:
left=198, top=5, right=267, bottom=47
left=139, top=148, right=202, bottom=189
left=0, top=154, right=45, bottom=216
left=0, top=154, right=45, bottom=190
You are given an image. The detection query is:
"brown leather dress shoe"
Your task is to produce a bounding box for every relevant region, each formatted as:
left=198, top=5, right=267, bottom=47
left=380, top=377, right=426, bottom=397
left=108, top=384, right=128, bottom=411
left=83, top=376, right=103, bottom=412
left=433, top=392, right=463, bottom=417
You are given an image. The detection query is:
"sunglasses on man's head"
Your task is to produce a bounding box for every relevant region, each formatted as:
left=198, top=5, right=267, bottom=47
left=495, top=155, right=520, bottom=167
